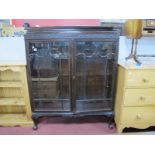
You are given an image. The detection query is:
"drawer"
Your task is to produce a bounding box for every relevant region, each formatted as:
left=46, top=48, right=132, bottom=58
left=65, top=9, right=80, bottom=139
left=124, top=88, right=155, bottom=106
left=126, top=70, right=155, bottom=87
left=121, top=107, right=155, bottom=124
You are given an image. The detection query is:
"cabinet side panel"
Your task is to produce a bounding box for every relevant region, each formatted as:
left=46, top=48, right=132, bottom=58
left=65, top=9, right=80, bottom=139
left=115, top=65, right=126, bottom=124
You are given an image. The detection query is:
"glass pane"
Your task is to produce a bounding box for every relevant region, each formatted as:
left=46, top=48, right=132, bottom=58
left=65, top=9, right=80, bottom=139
left=29, top=41, right=70, bottom=111
left=75, top=41, right=115, bottom=112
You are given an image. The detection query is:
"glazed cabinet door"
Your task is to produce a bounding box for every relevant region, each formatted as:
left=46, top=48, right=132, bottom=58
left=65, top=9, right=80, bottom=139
left=73, top=39, right=117, bottom=112
left=27, top=40, right=72, bottom=112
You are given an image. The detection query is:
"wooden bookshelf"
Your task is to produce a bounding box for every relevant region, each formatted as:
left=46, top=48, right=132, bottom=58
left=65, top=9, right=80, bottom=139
left=0, top=65, right=34, bottom=127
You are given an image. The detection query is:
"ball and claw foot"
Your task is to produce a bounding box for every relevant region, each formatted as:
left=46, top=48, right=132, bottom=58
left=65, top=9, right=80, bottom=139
left=33, top=125, right=38, bottom=130
left=108, top=123, right=115, bottom=130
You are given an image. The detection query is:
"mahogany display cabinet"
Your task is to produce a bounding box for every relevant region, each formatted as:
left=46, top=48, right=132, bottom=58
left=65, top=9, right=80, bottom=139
left=24, top=26, right=119, bottom=130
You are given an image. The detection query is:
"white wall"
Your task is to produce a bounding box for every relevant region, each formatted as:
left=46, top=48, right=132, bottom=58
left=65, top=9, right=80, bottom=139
left=0, top=37, right=26, bottom=65
left=119, top=36, right=155, bottom=62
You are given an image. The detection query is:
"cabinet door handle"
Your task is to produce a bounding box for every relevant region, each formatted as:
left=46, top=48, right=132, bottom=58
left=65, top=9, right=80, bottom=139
left=72, top=75, right=76, bottom=79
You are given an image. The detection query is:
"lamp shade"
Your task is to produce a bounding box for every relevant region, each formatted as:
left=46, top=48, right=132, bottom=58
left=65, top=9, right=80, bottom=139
left=125, top=19, right=142, bottom=39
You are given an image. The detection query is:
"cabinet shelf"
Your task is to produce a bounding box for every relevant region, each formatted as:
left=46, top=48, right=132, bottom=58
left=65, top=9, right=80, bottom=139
left=0, top=81, right=22, bottom=88
left=0, top=114, right=33, bottom=126
left=76, top=73, right=112, bottom=76
left=0, top=98, right=25, bottom=106
left=32, top=77, right=58, bottom=82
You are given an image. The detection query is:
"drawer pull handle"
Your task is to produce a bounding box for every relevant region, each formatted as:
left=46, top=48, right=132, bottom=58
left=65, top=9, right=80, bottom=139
left=136, top=114, right=142, bottom=120
left=139, top=96, right=146, bottom=101
left=142, top=78, right=149, bottom=83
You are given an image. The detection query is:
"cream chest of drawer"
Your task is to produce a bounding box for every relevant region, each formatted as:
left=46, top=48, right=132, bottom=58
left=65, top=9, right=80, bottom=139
left=115, top=61, right=155, bottom=133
